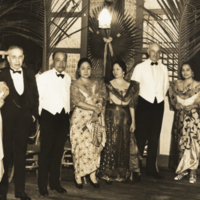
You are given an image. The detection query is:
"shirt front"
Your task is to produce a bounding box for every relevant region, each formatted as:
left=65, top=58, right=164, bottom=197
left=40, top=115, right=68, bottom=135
left=131, top=58, right=169, bottom=103
left=10, top=67, right=24, bottom=95
left=37, top=68, right=71, bottom=115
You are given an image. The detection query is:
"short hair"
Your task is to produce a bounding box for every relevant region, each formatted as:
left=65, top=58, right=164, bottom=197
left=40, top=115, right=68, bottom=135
left=52, top=51, right=67, bottom=60
left=7, top=46, right=23, bottom=54
left=112, top=60, right=127, bottom=75
left=76, top=58, right=92, bottom=79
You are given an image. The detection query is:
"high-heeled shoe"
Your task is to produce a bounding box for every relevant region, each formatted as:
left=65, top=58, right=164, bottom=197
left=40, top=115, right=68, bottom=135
left=75, top=178, right=83, bottom=189
left=133, top=172, right=141, bottom=183
left=189, top=174, right=197, bottom=184
left=89, top=178, right=100, bottom=188
left=174, top=171, right=188, bottom=180
left=105, top=180, right=112, bottom=185
left=89, top=172, right=100, bottom=188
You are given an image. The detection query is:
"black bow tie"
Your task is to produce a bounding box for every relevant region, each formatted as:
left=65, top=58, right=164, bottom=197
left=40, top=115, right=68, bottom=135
left=151, top=62, right=158, bottom=66
left=10, top=68, right=21, bottom=74
left=56, top=73, right=64, bottom=78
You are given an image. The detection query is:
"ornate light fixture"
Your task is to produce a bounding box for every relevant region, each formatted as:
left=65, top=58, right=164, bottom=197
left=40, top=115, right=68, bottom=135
left=98, top=8, right=112, bottom=29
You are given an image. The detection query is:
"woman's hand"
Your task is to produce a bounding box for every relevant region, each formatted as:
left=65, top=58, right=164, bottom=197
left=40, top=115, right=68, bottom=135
left=91, top=112, right=99, bottom=123
left=130, top=122, right=135, bottom=133
left=176, top=103, right=183, bottom=110
left=96, top=102, right=103, bottom=109
left=0, top=99, right=4, bottom=109
left=94, top=106, right=101, bottom=115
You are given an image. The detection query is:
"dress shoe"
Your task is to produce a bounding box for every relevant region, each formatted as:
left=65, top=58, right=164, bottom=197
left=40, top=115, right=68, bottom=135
left=133, top=172, right=141, bottom=182
left=0, top=193, right=6, bottom=200
left=50, top=186, right=67, bottom=193
left=0, top=188, right=7, bottom=200
left=146, top=172, right=164, bottom=179
left=39, top=188, right=49, bottom=196
left=15, top=192, right=31, bottom=200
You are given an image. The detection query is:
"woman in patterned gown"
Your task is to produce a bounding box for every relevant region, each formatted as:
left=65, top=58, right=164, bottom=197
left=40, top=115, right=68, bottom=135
left=70, top=58, right=106, bottom=189
left=169, top=62, right=200, bottom=184
left=98, top=60, right=141, bottom=183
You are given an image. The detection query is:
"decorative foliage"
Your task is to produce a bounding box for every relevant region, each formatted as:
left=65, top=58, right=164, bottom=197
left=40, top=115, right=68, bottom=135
left=0, top=0, right=43, bottom=47
left=88, top=3, right=141, bottom=74
left=0, top=0, right=87, bottom=70
left=141, top=0, right=200, bottom=78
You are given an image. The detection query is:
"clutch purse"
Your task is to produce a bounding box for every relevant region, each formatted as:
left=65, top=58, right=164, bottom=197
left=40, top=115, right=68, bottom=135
left=91, top=123, right=102, bottom=147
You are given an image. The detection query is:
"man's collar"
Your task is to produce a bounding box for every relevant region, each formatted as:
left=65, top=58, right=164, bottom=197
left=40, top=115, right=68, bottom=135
left=53, top=68, right=65, bottom=74
left=10, top=67, right=22, bottom=72
left=147, top=58, right=161, bottom=64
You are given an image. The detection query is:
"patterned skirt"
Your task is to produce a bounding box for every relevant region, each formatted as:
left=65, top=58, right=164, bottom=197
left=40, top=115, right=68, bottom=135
left=70, top=107, right=103, bottom=179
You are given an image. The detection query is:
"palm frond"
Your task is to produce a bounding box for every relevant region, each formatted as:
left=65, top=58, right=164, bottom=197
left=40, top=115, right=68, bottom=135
left=88, top=4, right=142, bottom=75
left=0, top=0, right=87, bottom=70
left=141, top=0, right=200, bottom=78
left=0, top=0, right=44, bottom=47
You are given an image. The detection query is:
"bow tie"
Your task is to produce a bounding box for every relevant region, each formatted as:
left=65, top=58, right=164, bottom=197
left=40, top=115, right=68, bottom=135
left=10, top=68, right=21, bottom=74
left=56, top=73, right=64, bottom=78
left=151, top=62, right=158, bottom=66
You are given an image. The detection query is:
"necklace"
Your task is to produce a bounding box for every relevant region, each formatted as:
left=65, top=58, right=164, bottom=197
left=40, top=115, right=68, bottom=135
left=80, top=77, right=92, bottom=88
left=182, top=78, right=194, bottom=94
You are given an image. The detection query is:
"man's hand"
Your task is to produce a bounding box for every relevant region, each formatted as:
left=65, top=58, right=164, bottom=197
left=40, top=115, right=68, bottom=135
left=32, top=115, right=36, bottom=122
left=130, top=122, right=136, bottom=133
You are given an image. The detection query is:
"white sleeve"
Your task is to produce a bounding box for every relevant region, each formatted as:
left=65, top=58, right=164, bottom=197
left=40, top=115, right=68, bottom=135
left=131, top=65, right=141, bottom=83
left=164, top=66, right=169, bottom=96
left=36, top=74, right=46, bottom=115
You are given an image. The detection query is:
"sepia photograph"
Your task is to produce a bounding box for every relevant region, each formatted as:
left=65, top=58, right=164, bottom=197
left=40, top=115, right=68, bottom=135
left=0, top=0, right=200, bottom=199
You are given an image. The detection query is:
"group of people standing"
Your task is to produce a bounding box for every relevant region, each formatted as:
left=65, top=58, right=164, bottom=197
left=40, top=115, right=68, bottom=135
left=0, top=42, right=200, bottom=200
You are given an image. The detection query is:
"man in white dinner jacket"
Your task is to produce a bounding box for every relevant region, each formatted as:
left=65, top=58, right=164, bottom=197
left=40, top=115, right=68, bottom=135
left=37, top=51, right=71, bottom=196
left=131, top=43, right=169, bottom=179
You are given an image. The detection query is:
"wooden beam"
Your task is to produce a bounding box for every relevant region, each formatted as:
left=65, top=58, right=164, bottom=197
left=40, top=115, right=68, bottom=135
left=81, top=0, right=89, bottom=58
left=135, top=0, right=144, bottom=65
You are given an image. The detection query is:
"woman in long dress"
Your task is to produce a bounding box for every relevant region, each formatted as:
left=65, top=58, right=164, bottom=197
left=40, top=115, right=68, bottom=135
left=169, top=62, right=200, bottom=183
left=70, top=58, right=106, bottom=189
left=98, top=60, right=141, bottom=183
left=0, top=82, right=9, bottom=181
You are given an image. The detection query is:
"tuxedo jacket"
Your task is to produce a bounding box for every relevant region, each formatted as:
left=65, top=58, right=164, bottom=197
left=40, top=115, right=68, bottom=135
left=0, top=67, right=39, bottom=119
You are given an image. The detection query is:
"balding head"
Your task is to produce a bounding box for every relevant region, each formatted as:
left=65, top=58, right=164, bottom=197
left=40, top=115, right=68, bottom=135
left=7, top=46, right=24, bottom=70
left=147, top=43, right=161, bottom=62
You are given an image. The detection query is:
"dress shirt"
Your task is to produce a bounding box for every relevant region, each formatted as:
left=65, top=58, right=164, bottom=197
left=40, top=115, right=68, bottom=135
left=10, top=67, right=24, bottom=95
left=37, top=68, right=71, bottom=115
left=131, top=58, right=169, bottom=104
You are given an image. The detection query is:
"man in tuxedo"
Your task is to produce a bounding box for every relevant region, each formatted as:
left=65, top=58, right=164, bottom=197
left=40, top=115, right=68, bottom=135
left=37, top=51, right=71, bottom=197
left=0, top=46, right=39, bottom=200
left=131, top=43, right=169, bottom=179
